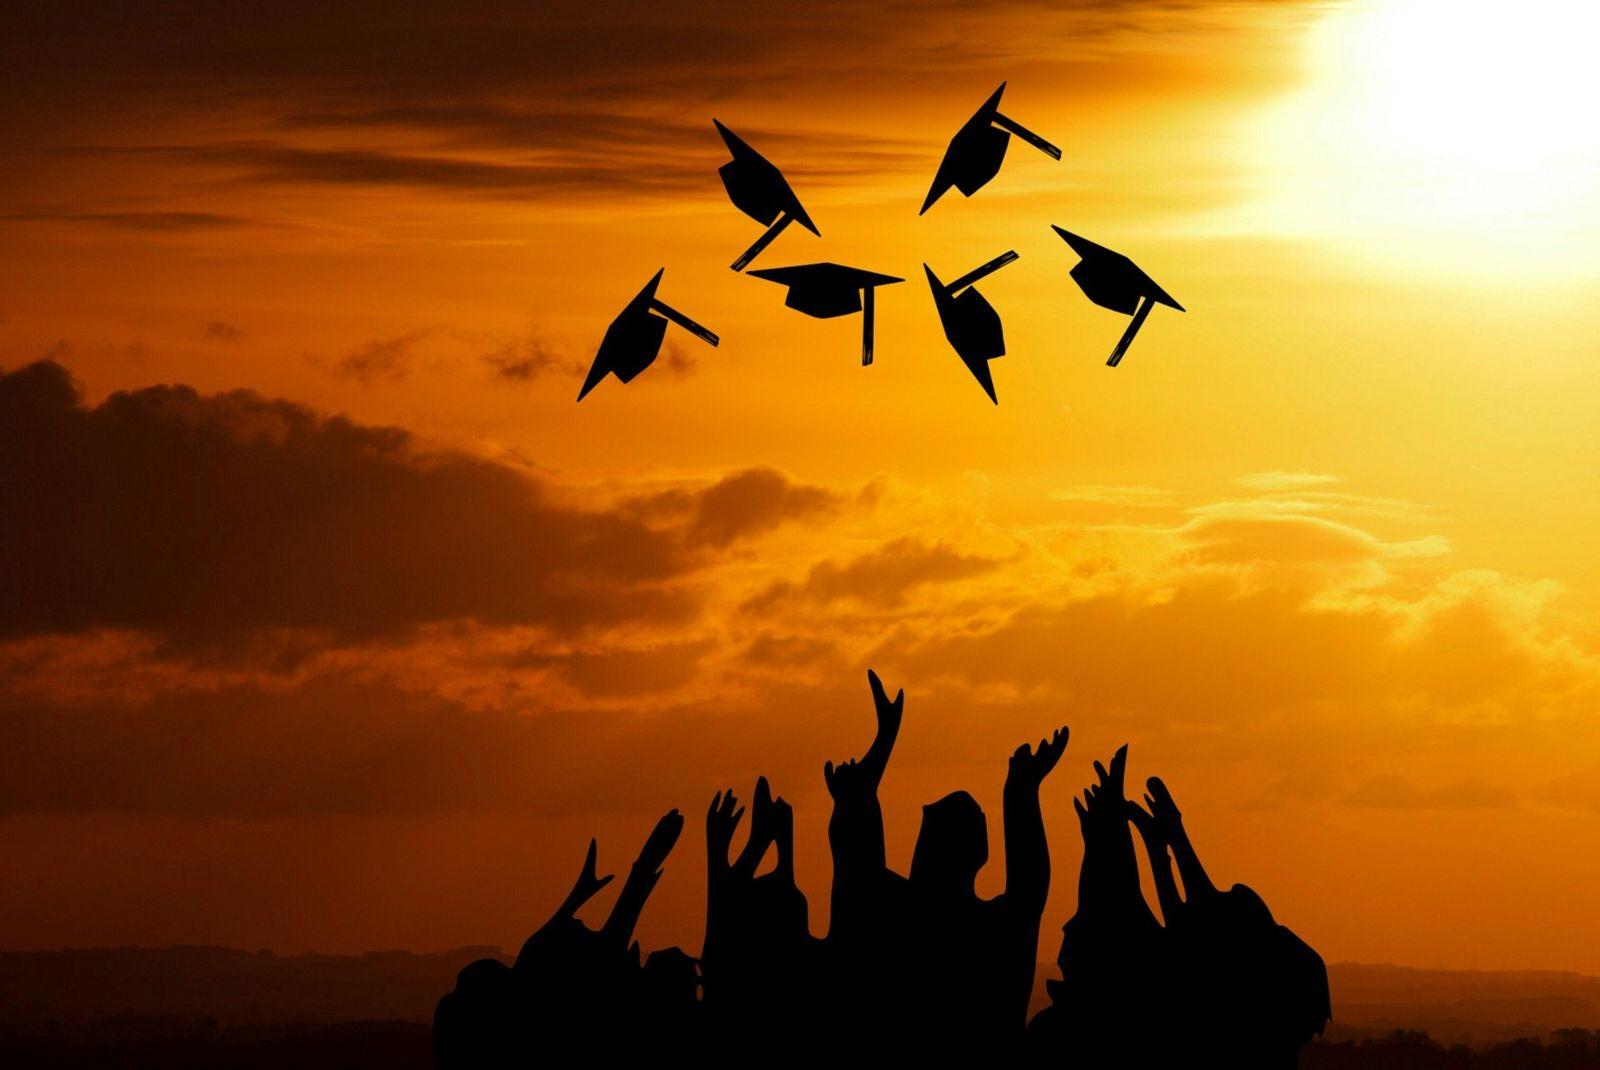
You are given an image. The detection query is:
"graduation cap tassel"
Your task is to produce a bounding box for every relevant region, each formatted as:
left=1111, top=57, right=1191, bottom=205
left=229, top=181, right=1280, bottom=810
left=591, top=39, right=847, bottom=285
left=861, top=285, right=875, bottom=367
left=649, top=299, right=721, bottom=348
left=730, top=213, right=793, bottom=272
left=1106, top=295, right=1153, bottom=368
left=947, top=250, right=1020, bottom=294
left=990, top=113, right=1062, bottom=160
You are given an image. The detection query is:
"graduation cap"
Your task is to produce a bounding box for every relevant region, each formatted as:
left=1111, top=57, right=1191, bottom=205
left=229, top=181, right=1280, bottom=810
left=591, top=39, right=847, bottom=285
left=714, top=120, right=821, bottom=272
left=925, top=250, right=1019, bottom=404
left=577, top=269, right=718, bottom=402
left=1052, top=226, right=1183, bottom=367
left=921, top=83, right=1062, bottom=215
left=746, top=262, right=903, bottom=366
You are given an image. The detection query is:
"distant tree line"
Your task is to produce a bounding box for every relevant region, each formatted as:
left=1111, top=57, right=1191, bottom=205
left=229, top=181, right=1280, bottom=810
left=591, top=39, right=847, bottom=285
left=1305, top=1029, right=1600, bottom=1069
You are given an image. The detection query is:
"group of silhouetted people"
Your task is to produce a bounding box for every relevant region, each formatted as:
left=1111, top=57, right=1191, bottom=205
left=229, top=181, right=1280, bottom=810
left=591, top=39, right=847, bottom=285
left=435, top=671, right=1331, bottom=1067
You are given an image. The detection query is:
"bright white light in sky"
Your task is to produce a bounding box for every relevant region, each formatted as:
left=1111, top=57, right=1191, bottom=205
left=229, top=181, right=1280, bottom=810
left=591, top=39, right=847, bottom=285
left=1231, top=0, right=1600, bottom=278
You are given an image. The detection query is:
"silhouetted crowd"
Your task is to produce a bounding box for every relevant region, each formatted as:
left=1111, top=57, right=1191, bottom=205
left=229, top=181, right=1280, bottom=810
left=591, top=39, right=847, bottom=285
left=435, top=672, right=1331, bottom=1067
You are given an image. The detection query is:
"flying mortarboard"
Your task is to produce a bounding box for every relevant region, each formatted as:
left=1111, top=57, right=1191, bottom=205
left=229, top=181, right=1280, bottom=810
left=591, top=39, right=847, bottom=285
left=714, top=120, right=821, bottom=272
left=925, top=250, right=1020, bottom=404
left=746, top=262, right=904, bottom=366
left=1052, top=226, right=1183, bottom=367
left=577, top=269, right=719, bottom=402
left=921, top=83, right=1062, bottom=215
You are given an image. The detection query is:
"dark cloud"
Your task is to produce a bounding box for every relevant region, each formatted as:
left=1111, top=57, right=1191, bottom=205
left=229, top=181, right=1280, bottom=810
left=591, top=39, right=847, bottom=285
left=0, top=361, right=843, bottom=646
left=202, top=320, right=245, bottom=343
left=0, top=209, right=254, bottom=230
left=0, top=361, right=852, bottom=647
left=283, top=104, right=924, bottom=180
left=97, top=142, right=719, bottom=199
left=745, top=537, right=1001, bottom=612
left=62, top=132, right=917, bottom=202
left=333, top=329, right=430, bottom=383
left=511, top=639, right=716, bottom=698
left=623, top=467, right=854, bottom=548
left=484, top=332, right=584, bottom=383
left=657, top=341, right=698, bottom=379
left=1, top=1, right=1266, bottom=208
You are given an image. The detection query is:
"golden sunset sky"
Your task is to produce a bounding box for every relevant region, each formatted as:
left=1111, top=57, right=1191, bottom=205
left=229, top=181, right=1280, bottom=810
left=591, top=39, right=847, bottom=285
left=3, top=0, right=1600, bottom=974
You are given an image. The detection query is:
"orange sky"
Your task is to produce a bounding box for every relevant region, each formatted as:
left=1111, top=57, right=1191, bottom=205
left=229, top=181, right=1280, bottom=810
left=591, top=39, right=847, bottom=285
left=3, top=0, right=1600, bottom=974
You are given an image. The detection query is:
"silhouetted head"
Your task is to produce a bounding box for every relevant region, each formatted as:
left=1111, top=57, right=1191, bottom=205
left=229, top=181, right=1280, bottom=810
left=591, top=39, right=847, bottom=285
left=641, top=947, right=701, bottom=1012
left=910, top=791, right=988, bottom=891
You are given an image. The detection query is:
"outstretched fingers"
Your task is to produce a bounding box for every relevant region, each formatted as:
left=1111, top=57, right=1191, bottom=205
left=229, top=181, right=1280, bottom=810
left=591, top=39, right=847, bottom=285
left=557, top=837, right=615, bottom=917
left=866, top=668, right=904, bottom=715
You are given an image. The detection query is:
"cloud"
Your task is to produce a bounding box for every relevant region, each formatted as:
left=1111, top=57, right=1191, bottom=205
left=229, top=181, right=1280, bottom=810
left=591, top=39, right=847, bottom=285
left=1051, top=485, right=1176, bottom=507
left=745, top=537, right=1002, bottom=612
left=1178, top=513, right=1447, bottom=573
left=333, top=329, right=431, bottom=382
left=623, top=467, right=855, bottom=548
left=0, top=209, right=255, bottom=231
left=483, top=331, right=585, bottom=382
left=0, top=361, right=847, bottom=648
left=0, top=360, right=858, bottom=650
left=1234, top=470, right=1341, bottom=491
left=202, top=320, right=245, bottom=343
left=1341, top=774, right=1517, bottom=810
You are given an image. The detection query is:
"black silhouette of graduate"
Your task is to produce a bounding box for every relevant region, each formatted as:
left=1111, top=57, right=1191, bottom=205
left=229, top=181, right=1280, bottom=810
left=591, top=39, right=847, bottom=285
left=577, top=270, right=719, bottom=401
left=714, top=120, right=821, bottom=272
left=922, top=83, right=1062, bottom=214
left=825, top=670, right=1069, bottom=1060
left=434, top=812, right=694, bottom=1067
left=925, top=249, right=1020, bottom=404
left=1052, top=226, right=1184, bottom=367
left=1029, top=746, right=1171, bottom=1065
left=746, top=262, right=903, bottom=365
left=1127, top=776, right=1331, bottom=1067
left=702, top=777, right=826, bottom=1060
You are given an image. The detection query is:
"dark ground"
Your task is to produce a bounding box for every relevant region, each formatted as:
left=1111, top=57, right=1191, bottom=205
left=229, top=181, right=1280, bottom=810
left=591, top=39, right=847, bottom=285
left=3, top=947, right=1598, bottom=1067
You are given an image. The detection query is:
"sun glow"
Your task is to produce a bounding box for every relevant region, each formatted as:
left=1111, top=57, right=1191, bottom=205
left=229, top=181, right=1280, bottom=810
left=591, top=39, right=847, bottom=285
left=1236, top=0, right=1600, bottom=277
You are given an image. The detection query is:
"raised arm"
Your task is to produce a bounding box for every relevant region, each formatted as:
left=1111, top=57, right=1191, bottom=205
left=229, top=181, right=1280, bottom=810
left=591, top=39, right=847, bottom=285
left=1127, top=799, right=1184, bottom=925
left=552, top=837, right=614, bottom=922
left=1146, top=777, right=1217, bottom=900
left=860, top=669, right=903, bottom=788
left=1072, top=746, right=1147, bottom=916
left=733, top=776, right=777, bottom=880
left=770, top=793, right=797, bottom=885
left=826, top=671, right=905, bottom=934
left=825, top=671, right=904, bottom=876
left=1003, top=726, right=1069, bottom=914
left=602, top=809, right=684, bottom=949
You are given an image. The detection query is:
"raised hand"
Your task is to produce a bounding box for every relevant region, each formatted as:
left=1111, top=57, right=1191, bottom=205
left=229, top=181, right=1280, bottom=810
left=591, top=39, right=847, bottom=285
left=636, top=808, right=685, bottom=874
left=1145, top=775, right=1218, bottom=898
left=1073, top=744, right=1132, bottom=828
left=824, top=757, right=868, bottom=802
left=868, top=668, right=904, bottom=744
left=1125, top=798, right=1159, bottom=842
left=771, top=790, right=796, bottom=882
left=706, top=790, right=745, bottom=871
left=1094, top=744, right=1130, bottom=802
left=860, top=669, right=904, bottom=788
left=603, top=809, right=684, bottom=947
left=554, top=837, right=614, bottom=919
left=1126, top=797, right=1186, bottom=923
left=733, top=777, right=776, bottom=878
left=1008, top=726, right=1070, bottom=789
left=1144, top=776, right=1183, bottom=839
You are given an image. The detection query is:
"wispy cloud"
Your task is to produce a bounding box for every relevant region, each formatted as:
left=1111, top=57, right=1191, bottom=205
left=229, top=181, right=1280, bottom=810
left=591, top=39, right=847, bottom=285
left=1234, top=470, right=1341, bottom=491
